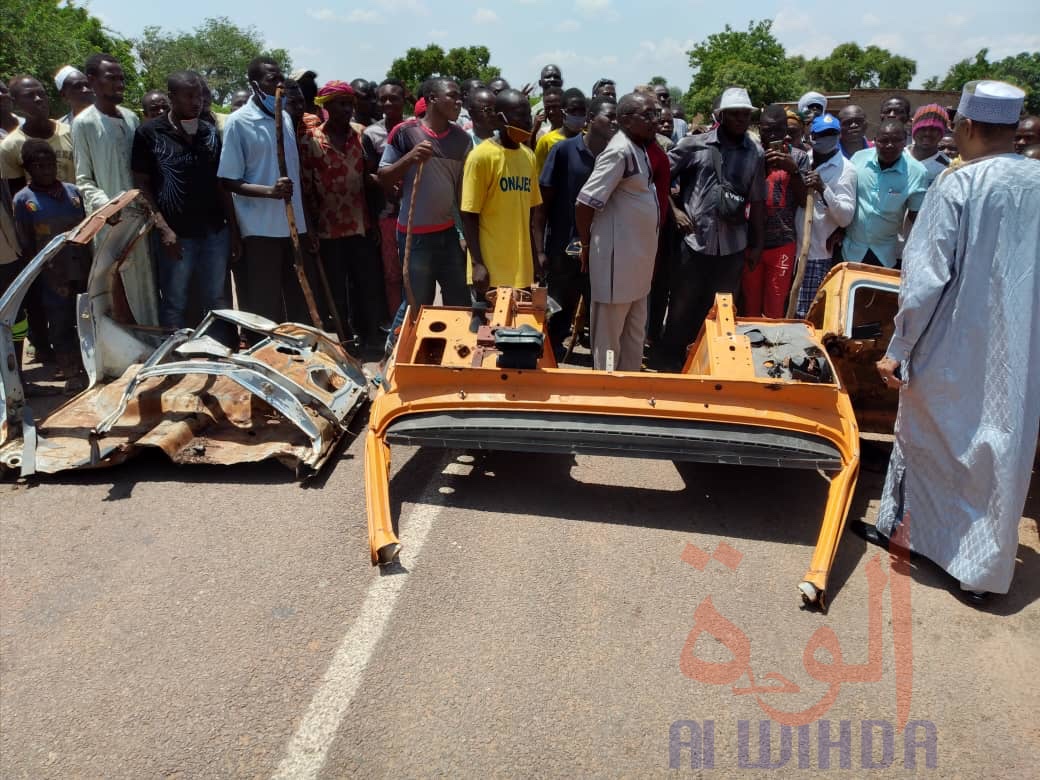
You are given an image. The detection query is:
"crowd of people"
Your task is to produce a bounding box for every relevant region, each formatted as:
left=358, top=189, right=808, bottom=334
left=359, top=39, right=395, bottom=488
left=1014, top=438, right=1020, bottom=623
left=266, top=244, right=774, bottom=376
left=2, top=53, right=1039, bottom=378
left=0, top=50, right=1038, bottom=600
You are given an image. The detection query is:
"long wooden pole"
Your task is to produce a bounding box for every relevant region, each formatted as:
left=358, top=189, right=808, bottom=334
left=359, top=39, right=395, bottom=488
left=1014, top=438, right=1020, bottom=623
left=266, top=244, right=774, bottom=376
left=785, top=191, right=816, bottom=319
left=401, top=160, right=425, bottom=324
left=273, top=88, right=334, bottom=335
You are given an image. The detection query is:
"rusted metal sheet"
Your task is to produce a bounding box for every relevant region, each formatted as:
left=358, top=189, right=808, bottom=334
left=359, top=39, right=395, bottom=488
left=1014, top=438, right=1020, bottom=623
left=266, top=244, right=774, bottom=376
left=0, top=192, right=368, bottom=479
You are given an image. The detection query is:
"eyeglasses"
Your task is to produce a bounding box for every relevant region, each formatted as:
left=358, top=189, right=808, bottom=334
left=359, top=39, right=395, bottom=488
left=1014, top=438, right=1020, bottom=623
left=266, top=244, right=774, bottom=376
left=631, top=110, right=662, bottom=122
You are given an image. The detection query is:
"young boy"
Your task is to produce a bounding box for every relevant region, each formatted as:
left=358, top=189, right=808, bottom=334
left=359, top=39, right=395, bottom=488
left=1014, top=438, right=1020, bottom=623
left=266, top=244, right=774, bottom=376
left=12, top=139, right=91, bottom=390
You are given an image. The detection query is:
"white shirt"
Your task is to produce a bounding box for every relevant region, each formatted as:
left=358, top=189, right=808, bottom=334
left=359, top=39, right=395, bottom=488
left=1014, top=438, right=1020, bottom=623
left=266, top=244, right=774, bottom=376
left=217, top=100, right=306, bottom=239
left=906, top=147, right=951, bottom=187
left=798, top=151, right=857, bottom=261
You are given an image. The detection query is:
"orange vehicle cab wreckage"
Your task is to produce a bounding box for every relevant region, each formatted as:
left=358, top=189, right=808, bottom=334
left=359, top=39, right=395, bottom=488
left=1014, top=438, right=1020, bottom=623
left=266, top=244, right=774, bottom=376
left=0, top=192, right=368, bottom=478
left=365, top=287, right=862, bottom=611
left=808, top=262, right=901, bottom=435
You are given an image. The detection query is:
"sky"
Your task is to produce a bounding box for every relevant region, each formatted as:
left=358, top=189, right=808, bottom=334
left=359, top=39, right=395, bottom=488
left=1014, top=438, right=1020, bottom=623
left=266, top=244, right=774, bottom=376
left=86, top=0, right=1039, bottom=97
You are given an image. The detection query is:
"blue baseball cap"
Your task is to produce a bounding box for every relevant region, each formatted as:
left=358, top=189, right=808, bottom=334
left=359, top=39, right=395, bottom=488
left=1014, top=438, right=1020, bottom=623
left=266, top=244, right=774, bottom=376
left=811, top=113, right=840, bottom=134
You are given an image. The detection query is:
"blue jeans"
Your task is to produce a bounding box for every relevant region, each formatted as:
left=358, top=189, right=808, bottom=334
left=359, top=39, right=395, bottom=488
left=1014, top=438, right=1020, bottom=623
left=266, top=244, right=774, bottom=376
left=157, top=227, right=230, bottom=329
left=386, top=227, right=469, bottom=352
left=395, top=227, right=469, bottom=307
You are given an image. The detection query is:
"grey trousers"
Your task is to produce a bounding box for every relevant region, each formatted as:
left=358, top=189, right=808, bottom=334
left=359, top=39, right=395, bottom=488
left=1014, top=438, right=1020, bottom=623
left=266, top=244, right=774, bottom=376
left=591, top=295, right=647, bottom=372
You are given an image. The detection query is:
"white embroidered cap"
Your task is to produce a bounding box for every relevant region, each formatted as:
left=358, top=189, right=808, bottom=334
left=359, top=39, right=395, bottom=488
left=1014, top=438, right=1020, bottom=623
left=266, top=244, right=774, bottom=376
left=956, top=80, right=1025, bottom=124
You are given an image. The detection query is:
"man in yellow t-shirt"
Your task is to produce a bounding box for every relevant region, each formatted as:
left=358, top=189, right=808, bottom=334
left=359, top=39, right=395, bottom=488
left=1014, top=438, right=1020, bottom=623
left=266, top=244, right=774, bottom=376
left=534, top=88, right=588, bottom=173
left=461, top=89, right=543, bottom=294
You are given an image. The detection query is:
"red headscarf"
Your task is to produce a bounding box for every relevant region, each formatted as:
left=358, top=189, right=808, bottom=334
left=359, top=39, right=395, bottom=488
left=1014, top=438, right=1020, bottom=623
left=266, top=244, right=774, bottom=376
left=314, top=80, right=356, bottom=106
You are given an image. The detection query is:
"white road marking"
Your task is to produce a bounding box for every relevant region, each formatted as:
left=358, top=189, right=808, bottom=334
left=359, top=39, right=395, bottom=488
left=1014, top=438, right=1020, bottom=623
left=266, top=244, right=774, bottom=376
left=272, top=460, right=449, bottom=780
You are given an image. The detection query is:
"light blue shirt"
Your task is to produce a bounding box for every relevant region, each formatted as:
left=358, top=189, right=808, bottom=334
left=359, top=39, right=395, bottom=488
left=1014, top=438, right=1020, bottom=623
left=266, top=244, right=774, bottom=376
left=217, top=100, right=306, bottom=238
left=671, top=117, right=689, bottom=142
left=843, top=148, right=928, bottom=268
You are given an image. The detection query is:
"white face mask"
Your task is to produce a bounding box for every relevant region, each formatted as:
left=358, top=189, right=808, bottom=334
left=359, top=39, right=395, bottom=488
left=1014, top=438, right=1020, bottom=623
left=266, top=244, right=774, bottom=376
left=811, top=133, right=840, bottom=155
left=170, top=112, right=199, bottom=135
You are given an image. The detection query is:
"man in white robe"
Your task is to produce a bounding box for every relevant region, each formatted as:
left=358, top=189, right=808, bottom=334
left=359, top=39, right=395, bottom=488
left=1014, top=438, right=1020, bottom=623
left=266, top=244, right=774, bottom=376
left=870, top=80, right=1040, bottom=600
left=72, top=53, right=157, bottom=325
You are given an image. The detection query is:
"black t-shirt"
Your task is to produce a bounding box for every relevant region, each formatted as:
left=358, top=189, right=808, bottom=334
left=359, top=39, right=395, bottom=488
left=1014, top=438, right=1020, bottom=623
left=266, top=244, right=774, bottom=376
left=131, top=116, right=225, bottom=238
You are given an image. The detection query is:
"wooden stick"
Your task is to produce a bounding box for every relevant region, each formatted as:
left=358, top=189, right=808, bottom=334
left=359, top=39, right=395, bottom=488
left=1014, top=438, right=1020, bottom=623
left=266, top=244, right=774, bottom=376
left=785, top=191, right=816, bottom=319
left=273, top=87, right=329, bottom=334
left=401, top=160, right=425, bottom=324
left=562, top=294, right=586, bottom=364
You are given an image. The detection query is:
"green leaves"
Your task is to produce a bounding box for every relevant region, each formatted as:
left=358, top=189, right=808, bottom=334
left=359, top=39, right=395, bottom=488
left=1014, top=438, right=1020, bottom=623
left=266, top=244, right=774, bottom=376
left=683, top=21, right=806, bottom=117
left=925, top=50, right=1040, bottom=114
left=386, top=44, right=501, bottom=98
left=801, top=43, right=916, bottom=92
left=0, top=0, right=139, bottom=112
left=136, top=17, right=291, bottom=107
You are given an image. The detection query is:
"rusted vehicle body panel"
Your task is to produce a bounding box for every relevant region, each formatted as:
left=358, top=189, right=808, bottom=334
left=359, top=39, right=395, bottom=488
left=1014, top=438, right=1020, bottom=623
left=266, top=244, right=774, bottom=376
left=808, top=263, right=901, bottom=434
left=365, top=288, right=862, bottom=610
left=0, top=192, right=367, bottom=478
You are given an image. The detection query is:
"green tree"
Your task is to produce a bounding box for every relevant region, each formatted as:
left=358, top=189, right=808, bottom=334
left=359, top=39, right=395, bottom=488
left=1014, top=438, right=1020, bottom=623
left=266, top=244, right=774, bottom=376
left=646, top=76, right=683, bottom=107
left=136, top=17, right=291, bottom=106
left=923, top=49, right=995, bottom=90
left=0, top=0, right=139, bottom=114
left=803, top=43, right=916, bottom=91
left=386, top=44, right=501, bottom=98
left=683, top=20, right=806, bottom=116
left=924, top=49, right=1040, bottom=114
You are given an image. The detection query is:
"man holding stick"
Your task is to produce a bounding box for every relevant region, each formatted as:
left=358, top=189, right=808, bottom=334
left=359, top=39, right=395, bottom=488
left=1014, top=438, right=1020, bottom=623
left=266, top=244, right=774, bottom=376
left=218, top=56, right=323, bottom=326
left=792, top=113, right=857, bottom=317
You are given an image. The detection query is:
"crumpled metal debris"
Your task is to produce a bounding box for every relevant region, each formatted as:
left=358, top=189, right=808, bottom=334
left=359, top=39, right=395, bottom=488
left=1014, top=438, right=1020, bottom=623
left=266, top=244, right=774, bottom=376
left=0, top=191, right=368, bottom=479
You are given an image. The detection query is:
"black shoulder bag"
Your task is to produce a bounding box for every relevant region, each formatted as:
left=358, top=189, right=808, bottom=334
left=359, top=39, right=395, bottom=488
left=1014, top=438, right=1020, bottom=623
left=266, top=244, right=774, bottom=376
left=709, top=145, right=747, bottom=224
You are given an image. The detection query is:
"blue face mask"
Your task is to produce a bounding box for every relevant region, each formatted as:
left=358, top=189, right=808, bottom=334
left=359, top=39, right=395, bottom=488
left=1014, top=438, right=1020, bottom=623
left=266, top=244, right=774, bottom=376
left=563, top=113, right=585, bottom=132
left=251, top=81, right=277, bottom=114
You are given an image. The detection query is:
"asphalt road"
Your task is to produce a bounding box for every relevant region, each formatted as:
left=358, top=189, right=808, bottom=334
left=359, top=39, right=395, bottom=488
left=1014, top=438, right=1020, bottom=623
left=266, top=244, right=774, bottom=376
left=2, top=411, right=1038, bottom=778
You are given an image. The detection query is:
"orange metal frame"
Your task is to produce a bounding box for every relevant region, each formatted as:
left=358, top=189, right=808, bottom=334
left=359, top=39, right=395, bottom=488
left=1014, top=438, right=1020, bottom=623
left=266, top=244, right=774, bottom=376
left=365, top=289, right=860, bottom=610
